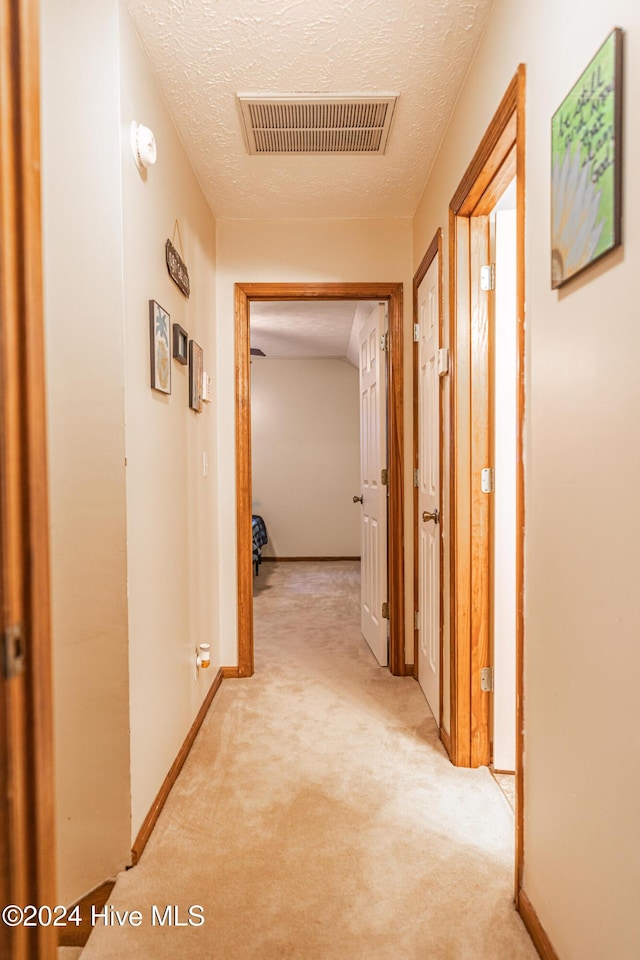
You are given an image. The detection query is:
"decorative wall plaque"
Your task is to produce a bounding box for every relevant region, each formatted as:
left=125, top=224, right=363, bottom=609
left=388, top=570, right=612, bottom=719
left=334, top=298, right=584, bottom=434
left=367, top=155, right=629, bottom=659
left=189, top=340, right=203, bottom=413
left=165, top=238, right=190, bottom=298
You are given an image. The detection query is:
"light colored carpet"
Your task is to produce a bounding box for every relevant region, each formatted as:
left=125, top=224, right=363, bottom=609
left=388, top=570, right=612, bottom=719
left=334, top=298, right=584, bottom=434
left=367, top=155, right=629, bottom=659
left=81, top=561, right=537, bottom=959
left=58, top=949, right=83, bottom=959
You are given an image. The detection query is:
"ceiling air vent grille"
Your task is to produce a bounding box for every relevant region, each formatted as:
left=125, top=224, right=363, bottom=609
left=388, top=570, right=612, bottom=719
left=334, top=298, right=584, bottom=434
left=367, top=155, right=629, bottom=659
left=238, top=94, right=398, bottom=155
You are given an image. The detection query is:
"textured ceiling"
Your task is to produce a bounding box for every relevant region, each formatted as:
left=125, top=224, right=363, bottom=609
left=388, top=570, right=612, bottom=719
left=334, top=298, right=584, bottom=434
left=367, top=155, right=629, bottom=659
left=250, top=300, right=376, bottom=359
left=124, top=0, right=494, bottom=218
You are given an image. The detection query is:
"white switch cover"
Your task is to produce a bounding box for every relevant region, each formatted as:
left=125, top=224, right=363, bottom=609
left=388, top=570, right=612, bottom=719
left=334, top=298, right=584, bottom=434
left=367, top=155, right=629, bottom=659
left=203, top=452, right=208, bottom=477
left=202, top=372, right=213, bottom=402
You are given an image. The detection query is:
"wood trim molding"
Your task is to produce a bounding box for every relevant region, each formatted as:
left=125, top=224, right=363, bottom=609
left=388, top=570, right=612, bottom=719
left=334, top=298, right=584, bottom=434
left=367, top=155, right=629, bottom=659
left=439, top=726, right=452, bottom=761
left=235, top=283, right=406, bottom=676
left=58, top=880, right=115, bottom=948
left=131, top=666, right=234, bottom=864
left=450, top=72, right=519, bottom=215
left=448, top=64, right=525, bottom=765
left=0, top=2, right=57, bottom=957
left=385, top=283, right=405, bottom=676
left=469, top=214, right=491, bottom=767
left=235, top=284, right=254, bottom=678
left=413, top=231, right=441, bottom=291
left=518, top=891, right=560, bottom=960
left=515, top=66, right=527, bottom=899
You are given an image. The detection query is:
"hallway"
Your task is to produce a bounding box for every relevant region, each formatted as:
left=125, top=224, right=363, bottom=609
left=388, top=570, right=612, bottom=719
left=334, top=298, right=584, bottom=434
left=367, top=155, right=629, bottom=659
left=80, top=561, right=536, bottom=960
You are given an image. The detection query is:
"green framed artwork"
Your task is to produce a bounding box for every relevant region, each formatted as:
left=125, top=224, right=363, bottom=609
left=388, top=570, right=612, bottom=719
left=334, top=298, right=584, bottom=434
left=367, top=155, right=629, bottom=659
left=551, top=28, right=623, bottom=289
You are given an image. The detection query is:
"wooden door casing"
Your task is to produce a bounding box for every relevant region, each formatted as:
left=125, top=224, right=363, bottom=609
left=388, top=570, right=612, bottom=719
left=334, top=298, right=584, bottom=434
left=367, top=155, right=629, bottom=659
left=235, top=283, right=405, bottom=676
left=0, top=1, right=57, bottom=957
left=447, top=66, right=526, bottom=903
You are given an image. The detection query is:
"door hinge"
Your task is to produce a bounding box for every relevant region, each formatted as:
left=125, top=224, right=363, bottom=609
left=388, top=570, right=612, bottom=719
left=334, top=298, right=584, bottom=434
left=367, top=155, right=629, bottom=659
left=382, top=602, right=390, bottom=620
left=480, top=666, right=494, bottom=692
left=480, top=263, right=495, bottom=291
left=3, top=624, right=25, bottom=680
left=381, top=468, right=388, bottom=486
left=414, top=611, right=420, bottom=631
left=413, top=323, right=419, bottom=343
left=413, top=468, right=419, bottom=488
left=481, top=467, right=495, bottom=493
left=437, top=347, right=450, bottom=376
left=380, top=333, right=388, bottom=352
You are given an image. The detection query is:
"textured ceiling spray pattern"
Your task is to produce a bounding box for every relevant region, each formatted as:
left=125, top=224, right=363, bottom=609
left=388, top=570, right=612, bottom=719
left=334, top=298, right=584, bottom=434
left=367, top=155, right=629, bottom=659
left=124, top=0, right=493, bottom=218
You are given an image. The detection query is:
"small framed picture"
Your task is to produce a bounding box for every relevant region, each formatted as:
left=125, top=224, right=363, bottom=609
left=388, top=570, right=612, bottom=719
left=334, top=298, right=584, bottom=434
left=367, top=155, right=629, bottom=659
left=189, top=339, right=203, bottom=412
left=173, top=323, right=188, bottom=364
left=149, top=300, right=171, bottom=394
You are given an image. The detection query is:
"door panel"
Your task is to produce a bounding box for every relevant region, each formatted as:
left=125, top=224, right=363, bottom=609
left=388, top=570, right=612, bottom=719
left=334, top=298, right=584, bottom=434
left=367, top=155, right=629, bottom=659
left=417, top=257, right=440, bottom=720
left=359, top=304, right=387, bottom=665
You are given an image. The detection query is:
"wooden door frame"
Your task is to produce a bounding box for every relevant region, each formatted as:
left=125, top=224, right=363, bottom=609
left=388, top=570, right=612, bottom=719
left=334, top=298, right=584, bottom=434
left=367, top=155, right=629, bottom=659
left=1, top=0, right=57, bottom=957
left=412, top=230, right=446, bottom=739
left=235, top=282, right=405, bottom=676
left=447, top=66, right=526, bottom=896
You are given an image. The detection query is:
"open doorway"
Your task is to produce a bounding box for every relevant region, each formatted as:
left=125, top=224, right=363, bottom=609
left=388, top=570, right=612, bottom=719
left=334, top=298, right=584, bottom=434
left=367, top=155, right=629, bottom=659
left=249, top=300, right=371, bottom=663
left=234, top=283, right=405, bottom=678
left=447, top=66, right=526, bottom=899
left=249, top=299, right=372, bottom=567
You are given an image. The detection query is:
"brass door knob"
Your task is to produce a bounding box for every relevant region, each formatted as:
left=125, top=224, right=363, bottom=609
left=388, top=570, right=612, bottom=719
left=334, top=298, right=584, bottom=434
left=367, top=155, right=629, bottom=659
left=422, top=509, right=440, bottom=524
left=353, top=494, right=363, bottom=503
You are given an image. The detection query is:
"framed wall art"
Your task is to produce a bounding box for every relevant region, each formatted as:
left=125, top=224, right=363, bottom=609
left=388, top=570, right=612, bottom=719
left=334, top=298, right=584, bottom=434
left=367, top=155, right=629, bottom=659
left=189, top=339, right=203, bottom=412
left=149, top=300, right=171, bottom=394
left=173, top=323, right=188, bottom=364
left=551, top=28, right=623, bottom=289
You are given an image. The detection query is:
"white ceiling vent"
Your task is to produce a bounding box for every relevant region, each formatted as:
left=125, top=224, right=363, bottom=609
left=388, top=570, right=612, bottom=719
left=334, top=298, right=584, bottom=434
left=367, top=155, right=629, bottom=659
left=238, top=94, right=398, bottom=155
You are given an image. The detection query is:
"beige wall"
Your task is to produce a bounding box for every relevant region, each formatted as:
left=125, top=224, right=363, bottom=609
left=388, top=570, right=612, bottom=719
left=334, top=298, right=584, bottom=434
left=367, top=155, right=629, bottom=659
left=41, top=0, right=218, bottom=902
left=215, top=218, right=414, bottom=665
left=41, top=0, right=132, bottom=905
left=119, top=0, right=219, bottom=841
left=412, top=1, right=640, bottom=957
left=251, top=359, right=360, bottom=558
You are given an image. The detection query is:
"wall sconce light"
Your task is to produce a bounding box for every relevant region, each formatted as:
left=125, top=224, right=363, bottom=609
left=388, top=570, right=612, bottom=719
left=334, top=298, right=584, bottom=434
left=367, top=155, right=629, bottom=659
left=196, top=643, right=211, bottom=670
left=131, top=121, right=157, bottom=169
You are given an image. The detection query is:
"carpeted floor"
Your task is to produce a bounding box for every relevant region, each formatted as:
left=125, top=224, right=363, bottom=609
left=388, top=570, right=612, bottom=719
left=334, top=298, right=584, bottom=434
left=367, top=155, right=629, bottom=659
left=81, top=560, right=537, bottom=959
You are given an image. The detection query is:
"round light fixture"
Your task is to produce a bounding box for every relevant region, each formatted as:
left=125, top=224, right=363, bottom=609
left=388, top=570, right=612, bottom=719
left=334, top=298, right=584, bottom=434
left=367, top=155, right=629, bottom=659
left=131, top=121, right=157, bottom=169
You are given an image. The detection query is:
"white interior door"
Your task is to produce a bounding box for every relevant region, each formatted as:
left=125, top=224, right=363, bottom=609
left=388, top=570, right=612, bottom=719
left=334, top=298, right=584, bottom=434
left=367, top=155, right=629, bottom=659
left=417, top=256, right=440, bottom=721
left=358, top=302, right=388, bottom=666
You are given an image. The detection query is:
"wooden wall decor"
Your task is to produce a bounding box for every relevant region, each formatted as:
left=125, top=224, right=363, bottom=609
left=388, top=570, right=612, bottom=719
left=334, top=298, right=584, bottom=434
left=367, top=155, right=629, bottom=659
left=166, top=236, right=190, bottom=297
